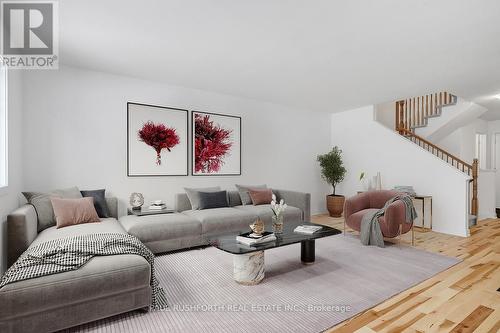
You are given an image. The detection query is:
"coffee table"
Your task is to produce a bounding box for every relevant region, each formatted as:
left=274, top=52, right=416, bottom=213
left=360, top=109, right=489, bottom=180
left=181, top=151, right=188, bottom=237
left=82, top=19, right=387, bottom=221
left=207, top=221, right=341, bottom=285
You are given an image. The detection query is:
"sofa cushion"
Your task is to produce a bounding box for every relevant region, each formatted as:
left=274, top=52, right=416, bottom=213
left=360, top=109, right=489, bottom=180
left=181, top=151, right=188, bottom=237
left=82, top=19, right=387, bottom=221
left=0, top=254, right=150, bottom=322
left=235, top=184, right=267, bottom=205
left=234, top=204, right=303, bottom=224
left=80, top=189, right=111, bottom=218
left=198, top=190, right=229, bottom=210
left=182, top=207, right=258, bottom=235
left=22, top=186, right=83, bottom=232
left=51, top=197, right=100, bottom=228
left=184, top=186, right=221, bottom=210
left=0, top=218, right=150, bottom=323
left=119, top=213, right=202, bottom=244
left=32, top=218, right=126, bottom=246
left=249, top=189, right=273, bottom=205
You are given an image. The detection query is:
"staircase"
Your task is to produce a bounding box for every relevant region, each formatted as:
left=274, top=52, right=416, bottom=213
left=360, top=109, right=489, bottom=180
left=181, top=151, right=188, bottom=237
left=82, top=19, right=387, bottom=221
left=394, top=92, right=479, bottom=219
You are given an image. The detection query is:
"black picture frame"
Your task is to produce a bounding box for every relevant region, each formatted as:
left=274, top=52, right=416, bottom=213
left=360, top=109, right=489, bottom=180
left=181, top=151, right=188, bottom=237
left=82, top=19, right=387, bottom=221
left=127, top=102, right=189, bottom=177
left=191, top=110, right=242, bottom=176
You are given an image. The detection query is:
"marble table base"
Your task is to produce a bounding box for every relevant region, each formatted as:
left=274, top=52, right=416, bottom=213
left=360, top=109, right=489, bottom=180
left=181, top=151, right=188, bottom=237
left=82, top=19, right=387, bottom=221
left=233, top=251, right=265, bottom=285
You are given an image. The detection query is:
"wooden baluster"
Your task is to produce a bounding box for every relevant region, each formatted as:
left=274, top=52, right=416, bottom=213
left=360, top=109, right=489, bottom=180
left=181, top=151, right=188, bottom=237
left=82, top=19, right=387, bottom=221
left=395, top=102, right=399, bottom=131
left=408, top=99, right=411, bottom=130
left=430, top=94, right=434, bottom=116
left=434, top=93, right=438, bottom=115
left=412, top=98, right=416, bottom=131
left=419, top=96, right=422, bottom=125
left=444, top=92, right=448, bottom=105
left=416, top=97, right=419, bottom=126
left=404, top=100, right=407, bottom=130
left=471, top=159, right=478, bottom=216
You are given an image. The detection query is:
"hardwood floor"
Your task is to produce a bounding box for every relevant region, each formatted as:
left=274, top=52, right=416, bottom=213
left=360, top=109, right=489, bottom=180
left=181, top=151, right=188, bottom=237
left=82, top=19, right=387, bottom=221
left=310, top=214, right=500, bottom=333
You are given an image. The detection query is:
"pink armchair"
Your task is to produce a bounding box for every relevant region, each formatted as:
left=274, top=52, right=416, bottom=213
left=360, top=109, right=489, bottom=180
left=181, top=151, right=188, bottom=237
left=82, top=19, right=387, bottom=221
left=344, top=190, right=414, bottom=244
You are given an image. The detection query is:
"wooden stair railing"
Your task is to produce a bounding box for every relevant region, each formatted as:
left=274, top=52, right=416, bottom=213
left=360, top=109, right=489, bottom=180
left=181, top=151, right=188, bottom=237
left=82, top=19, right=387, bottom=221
left=398, top=128, right=479, bottom=216
left=395, top=92, right=456, bottom=133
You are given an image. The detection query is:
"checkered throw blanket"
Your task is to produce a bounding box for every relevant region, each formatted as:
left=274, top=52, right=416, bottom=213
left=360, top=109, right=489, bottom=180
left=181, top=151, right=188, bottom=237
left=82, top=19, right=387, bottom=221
left=0, top=233, right=168, bottom=310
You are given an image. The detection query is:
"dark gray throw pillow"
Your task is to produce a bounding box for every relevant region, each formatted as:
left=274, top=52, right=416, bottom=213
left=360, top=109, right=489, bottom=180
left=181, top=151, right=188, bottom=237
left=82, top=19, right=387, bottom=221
left=184, top=186, right=221, bottom=210
left=22, top=186, right=83, bottom=232
left=80, top=189, right=110, bottom=218
left=198, top=191, right=229, bottom=210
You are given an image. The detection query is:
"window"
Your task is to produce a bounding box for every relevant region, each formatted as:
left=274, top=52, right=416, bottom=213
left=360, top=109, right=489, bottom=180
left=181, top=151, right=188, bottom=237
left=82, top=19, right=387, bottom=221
left=0, top=66, right=7, bottom=189
left=475, top=133, right=487, bottom=169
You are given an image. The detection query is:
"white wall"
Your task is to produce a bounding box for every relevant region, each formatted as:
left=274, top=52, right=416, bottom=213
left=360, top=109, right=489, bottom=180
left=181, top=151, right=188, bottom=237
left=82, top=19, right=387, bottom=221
left=488, top=120, right=500, bottom=207
left=433, top=119, right=496, bottom=219
left=0, top=71, right=23, bottom=273
left=331, top=105, right=470, bottom=237
left=21, top=66, right=331, bottom=216
left=374, top=102, right=395, bottom=130
left=477, top=169, right=496, bottom=219
left=416, top=99, right=486, bottom=143
left=460, top=119, right=489, bottom=166
left=435, top=118, right=489, bottom=166
left=435, top=129, right=461, bottom=157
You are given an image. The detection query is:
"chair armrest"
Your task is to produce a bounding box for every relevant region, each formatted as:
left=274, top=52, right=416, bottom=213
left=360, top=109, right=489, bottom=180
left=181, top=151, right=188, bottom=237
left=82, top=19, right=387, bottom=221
left=384, top=200, right=407, bottom=236
left=7, top=205, right=38, bottom=267
left=344, top=193, right=370, bottom=220
left=274, top=189, right=311, bottom=221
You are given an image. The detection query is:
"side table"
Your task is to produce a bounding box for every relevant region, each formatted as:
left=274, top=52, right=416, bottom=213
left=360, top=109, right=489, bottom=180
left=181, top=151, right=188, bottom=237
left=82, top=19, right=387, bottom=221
left=412, top=195, right=432, bottom=230
left=127, top=207, right=175, bottom=216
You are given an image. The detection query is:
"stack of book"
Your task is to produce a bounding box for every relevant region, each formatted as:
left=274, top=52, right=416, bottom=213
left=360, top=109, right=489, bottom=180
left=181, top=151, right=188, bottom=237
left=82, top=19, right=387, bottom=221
left=294, top=225, right=323, bottom=234
left=236, top=232, right=276, bottom=246
left=148, top=201, right=167, bottom=210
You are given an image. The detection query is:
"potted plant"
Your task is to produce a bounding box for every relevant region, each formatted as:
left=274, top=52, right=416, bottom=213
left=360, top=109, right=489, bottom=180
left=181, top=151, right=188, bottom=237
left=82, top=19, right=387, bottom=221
left=317, top=146, right=347, bottom=217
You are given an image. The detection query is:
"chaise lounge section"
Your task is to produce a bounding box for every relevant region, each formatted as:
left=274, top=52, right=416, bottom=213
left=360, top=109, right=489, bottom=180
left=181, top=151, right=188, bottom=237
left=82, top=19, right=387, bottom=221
left=0, top=198, right=152, bottom=333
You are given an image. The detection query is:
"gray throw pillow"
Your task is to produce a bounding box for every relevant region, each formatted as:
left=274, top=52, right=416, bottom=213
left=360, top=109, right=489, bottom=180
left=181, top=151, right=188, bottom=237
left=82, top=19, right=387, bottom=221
left=22, top=186, right=83, bottom=232
left=235, top=184, right=267, bottom=205
left=80, top=189, right=110, bottom=218
left=198, top=191, right=229, bottom=210
left=184, top=186, right=221, bottom=210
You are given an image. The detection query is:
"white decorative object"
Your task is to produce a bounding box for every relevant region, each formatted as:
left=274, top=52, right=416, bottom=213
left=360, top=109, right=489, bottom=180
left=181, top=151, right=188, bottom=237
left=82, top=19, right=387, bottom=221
left=233, top=251, right=265, bottom=285
left=271, top=194, right=287, bottom=233
left=375, top=172, right=382, bottom=190
left=367, top=178, right=374, bottom=191
left=129, top=192, right=145, bottom=210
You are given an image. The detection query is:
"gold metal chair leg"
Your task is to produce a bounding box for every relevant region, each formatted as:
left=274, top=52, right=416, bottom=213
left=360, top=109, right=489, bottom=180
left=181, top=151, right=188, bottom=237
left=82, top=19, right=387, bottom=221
left=412, top=225, right=415, bottom=246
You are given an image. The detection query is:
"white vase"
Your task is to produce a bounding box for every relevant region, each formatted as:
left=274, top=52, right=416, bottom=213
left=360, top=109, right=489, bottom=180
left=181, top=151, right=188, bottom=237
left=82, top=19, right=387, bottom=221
left=375, top=172, right=382, bottom=190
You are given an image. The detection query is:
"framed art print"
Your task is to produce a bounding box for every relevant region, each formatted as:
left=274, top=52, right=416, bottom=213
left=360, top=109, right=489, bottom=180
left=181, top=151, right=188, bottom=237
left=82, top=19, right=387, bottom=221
left=192, top=111, right=241, bottom=176
left=127, top=102, right=188, bottom=176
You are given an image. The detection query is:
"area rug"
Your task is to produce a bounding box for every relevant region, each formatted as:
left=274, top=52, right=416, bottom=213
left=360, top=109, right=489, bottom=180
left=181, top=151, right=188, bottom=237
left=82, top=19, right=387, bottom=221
left=65, top=234, right=460, bottom=333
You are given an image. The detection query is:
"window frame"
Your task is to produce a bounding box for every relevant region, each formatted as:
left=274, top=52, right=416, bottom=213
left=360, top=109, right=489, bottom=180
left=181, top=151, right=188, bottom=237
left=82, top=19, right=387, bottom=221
left=474, top=133, right=487, bottom=170
left=0, top=65, right=8, bottom=194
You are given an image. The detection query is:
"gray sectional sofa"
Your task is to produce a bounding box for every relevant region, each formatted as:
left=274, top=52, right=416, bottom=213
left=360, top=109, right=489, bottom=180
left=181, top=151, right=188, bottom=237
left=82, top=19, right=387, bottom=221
left=119, top=189, right=311, bottom=254
left=0, top=198, right=151, bottom=333
left=0, top=188, right=310, bottom=332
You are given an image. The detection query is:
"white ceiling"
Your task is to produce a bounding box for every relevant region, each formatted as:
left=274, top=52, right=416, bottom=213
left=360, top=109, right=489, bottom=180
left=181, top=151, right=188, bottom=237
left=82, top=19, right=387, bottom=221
left=60, top=0, right=500, bottom=118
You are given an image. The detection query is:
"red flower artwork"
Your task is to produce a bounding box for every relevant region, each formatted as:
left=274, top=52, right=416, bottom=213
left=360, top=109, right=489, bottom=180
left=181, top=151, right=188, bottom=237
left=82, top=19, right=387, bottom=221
left=194, top=114, right=233, bottom=173
left=138, top=121, right=180, bottom=165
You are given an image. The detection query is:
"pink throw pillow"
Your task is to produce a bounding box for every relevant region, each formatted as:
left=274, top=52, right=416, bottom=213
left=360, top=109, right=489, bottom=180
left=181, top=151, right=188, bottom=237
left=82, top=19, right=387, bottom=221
left=249, top=189, right=274, bottom=206
left=51, top=197, right=100, bottom=229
